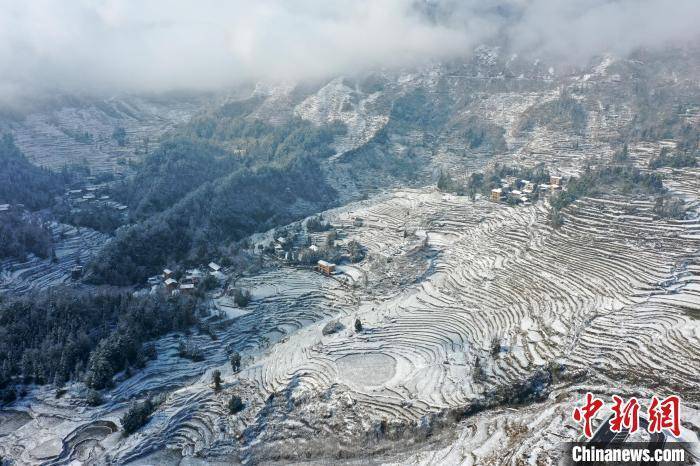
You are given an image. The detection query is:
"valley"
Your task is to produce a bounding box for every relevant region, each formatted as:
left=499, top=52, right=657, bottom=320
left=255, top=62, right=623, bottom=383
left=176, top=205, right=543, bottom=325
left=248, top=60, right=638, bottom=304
left=1, top=48, right=699, bottom=465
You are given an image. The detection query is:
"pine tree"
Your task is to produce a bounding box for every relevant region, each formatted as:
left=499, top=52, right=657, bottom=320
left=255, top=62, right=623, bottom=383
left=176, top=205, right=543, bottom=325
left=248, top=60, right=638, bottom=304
left=228, top=395, right=244, bottom=414
left=212, top=370, right=222, bottom=391
left=230, top=352, right=241, bottom=373
left=84, top=351, right=113, bottom=390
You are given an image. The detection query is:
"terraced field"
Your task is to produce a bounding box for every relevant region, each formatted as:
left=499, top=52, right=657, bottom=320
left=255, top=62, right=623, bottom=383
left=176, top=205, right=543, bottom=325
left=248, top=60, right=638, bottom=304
left=1, top=53, right=698, bottom=464
left=238, top=187, right=699, bottom=463
left=0, top=268, right=355, bottom=464
left=0, top=222, right=108, bottom=294
left=5, top=178, right=695, bottom=464
left=7, top=96, right=204, bottom=173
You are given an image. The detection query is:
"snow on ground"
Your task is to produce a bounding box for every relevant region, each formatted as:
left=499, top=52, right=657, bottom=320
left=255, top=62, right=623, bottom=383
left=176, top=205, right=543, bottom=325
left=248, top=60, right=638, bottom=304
left=2, top=56, right=699, bottom=464
left=294, top=77, right=389, bottom=158
left=0, top=222, right=108, bottom=294
left=9, top=96, right=203, bottom=174
left=4, top=182, right=697, bottom=464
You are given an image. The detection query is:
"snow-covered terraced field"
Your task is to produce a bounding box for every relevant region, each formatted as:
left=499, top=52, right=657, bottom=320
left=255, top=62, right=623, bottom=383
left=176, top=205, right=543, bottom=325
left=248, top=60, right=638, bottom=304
left=2, top=184, right=698, bottom=464
left=8, top=97, right=201, bottom=173
left=0, top=268, right=355, bottom=465
left=233, top=188, right=699, bottom=463
left=0, top=222, right=108, bottom=295
left=250, top=189, right=700, bottom=403
left=2, top=57, right=699, bottom=464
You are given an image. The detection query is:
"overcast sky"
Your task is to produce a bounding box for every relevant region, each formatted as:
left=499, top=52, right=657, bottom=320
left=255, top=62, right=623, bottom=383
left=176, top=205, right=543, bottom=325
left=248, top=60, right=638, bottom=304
left=1, top=0, right=699, bottom=104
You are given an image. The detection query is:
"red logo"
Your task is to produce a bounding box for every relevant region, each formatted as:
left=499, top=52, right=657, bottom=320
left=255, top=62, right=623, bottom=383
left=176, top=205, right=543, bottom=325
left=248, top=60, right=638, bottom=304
left=610, top=395, right=640, bottom=433
left=572, top=392, right=604, bottom=438
left=648, top=395, right=681, bottom=437
left=573, top=394, right=682, bottom=439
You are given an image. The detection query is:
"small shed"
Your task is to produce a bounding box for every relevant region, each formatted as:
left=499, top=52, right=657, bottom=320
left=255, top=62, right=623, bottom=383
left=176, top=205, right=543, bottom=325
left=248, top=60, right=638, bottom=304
left=71, top=266, right=84, bottom=280
left=147, top=276, right=161, bottom=286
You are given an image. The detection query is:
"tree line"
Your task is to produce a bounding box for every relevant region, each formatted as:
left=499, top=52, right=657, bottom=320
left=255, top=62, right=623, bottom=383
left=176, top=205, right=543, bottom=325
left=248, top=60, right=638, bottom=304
left=88, top=115, right=346, bottom=286
left=0, top=288, right=202, bottom=402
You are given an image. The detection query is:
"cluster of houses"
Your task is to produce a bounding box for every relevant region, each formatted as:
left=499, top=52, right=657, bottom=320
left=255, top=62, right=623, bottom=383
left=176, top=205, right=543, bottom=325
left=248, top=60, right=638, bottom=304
left=0, top=203, right=30, bottom=214
left=269, top=227, right=348, bottom=263
left=65, top=183, right=127, bottom=212
left=490, top=175, right=563, bottom=204
left=152, top=262, right=224, bottom=295
left=266, top=229, right=347, bottom=278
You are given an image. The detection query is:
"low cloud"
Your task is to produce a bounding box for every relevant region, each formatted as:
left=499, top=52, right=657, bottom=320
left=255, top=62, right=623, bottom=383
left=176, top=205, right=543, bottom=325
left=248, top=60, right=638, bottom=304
left=0, top=0, right=698, bottom=104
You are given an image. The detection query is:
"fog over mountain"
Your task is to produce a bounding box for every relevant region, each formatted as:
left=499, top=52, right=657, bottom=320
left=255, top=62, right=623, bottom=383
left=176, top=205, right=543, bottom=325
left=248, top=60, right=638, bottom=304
left=2, top=1, right=700, bottom=464
left=1, top=0, right=699, bottom=105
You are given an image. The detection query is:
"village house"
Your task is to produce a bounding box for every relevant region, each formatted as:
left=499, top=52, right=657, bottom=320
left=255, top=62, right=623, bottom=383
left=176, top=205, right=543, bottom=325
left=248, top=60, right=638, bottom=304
left=179, top=283, right=195, bottom=294
left=208, top=262, right=221, bottom=273
left=163, top=268, right=174, bottom=280
left=549, top=175, right=562, bottom=187
left=164, top=278, right=178, bottom=291
left=317, top=260, right=336, bottom=276
left=491, top=188, right=504, bottom=202
left=0, top=204, right=10, bottom=213
left=521, top=180, right=536, bottom=194
left=183, top=268, right=203, bottom=285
